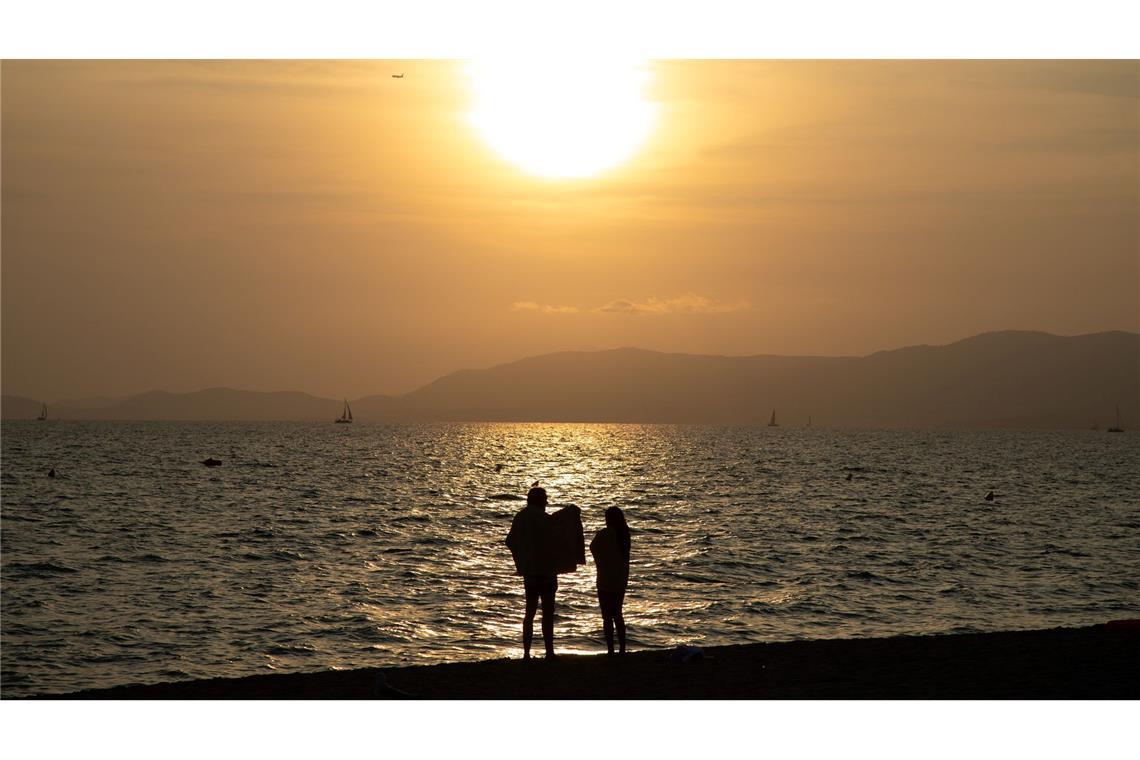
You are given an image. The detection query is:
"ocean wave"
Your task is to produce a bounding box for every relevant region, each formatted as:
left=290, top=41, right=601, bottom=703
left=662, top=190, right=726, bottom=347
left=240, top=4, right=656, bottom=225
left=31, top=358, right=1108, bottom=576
left=5, top=561, right=79, bottom=577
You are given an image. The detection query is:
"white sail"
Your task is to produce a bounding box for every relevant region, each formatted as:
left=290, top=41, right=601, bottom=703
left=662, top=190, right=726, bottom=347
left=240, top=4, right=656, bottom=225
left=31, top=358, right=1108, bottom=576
left=1108, top=403, right=1124, bottom=432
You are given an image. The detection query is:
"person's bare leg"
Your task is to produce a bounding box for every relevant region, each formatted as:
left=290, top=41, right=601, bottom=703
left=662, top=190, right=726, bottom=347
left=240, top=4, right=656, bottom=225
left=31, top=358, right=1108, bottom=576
left=616, top=592, right=627, bottom=653
left=599, top=591, right=615, bottom=654
left=523, top=588, right=539, bottom=659
left=540, top=590, right=556, bottom=657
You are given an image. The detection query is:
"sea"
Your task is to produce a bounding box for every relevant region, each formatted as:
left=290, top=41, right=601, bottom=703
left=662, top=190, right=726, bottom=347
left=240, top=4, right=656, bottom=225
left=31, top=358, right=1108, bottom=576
left=2, top=421, right=1138, bottom=698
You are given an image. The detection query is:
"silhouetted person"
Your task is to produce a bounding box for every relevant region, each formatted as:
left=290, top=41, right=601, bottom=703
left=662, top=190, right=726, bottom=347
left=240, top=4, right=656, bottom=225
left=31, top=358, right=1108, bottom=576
left=590, top=506, right=630, bottom=655
left=846, top=472, right=853, bottom=481
left=506, top=486, right=558, bottom=659
left=48, top=467, right=56, bottom=478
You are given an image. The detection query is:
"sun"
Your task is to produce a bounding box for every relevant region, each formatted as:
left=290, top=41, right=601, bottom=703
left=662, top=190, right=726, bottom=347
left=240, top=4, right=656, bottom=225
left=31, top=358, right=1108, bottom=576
left=465, top=59, right=657, bottom=180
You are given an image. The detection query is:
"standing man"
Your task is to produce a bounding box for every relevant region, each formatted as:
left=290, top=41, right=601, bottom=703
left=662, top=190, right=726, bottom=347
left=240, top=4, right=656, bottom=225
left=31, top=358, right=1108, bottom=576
left=506, top=485, right=558, bottom=659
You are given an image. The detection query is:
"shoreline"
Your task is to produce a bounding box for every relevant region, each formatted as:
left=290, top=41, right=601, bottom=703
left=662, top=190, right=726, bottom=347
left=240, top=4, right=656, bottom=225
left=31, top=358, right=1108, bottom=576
left=30, top=621, right=1140, bottom=700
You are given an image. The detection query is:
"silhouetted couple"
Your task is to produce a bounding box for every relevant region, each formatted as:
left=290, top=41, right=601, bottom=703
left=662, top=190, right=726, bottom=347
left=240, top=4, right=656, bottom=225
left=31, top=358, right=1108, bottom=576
left=505, top=486, right=630, bottom=659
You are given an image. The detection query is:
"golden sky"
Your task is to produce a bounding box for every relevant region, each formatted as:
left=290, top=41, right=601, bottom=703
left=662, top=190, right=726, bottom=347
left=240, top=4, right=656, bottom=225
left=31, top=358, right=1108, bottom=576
left=2, top=60, right=1137, bottom=400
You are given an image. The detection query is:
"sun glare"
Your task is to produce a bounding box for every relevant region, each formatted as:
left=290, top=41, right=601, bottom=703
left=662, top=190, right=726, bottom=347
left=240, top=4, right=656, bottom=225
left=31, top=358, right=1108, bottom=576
left=466, top=59, right=657, bottom=180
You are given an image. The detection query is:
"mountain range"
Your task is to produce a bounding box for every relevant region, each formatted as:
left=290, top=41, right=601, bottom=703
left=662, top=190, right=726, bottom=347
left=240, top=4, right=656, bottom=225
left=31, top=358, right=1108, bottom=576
left=3, top=330, right=1137, bottom=429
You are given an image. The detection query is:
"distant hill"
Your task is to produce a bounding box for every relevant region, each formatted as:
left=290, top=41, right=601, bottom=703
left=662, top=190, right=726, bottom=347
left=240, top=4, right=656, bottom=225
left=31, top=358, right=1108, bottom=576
left=3, top=388, right=342, bottom=421
left=352, top=330, right=1139, bottom=429
left=4, top=331, right=1137, bottom=428
left=1, top=395, right=45, bottom=420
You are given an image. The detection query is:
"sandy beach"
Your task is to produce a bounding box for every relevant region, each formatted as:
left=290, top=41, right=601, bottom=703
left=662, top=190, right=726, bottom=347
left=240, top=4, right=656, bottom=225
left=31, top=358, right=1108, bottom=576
left=34, top=622, right=1138, bottom=700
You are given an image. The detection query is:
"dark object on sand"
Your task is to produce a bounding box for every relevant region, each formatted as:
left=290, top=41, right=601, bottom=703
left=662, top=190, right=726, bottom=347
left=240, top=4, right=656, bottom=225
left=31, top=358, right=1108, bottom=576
left=672, top=645, right=705, bottom=663
left=201, top=458, right=222, bottom=467
left=374, top=672, right=414, bottom=698
left=985, top=490, right=995, bottom=501
left=48, top=467, right=56, bottom=478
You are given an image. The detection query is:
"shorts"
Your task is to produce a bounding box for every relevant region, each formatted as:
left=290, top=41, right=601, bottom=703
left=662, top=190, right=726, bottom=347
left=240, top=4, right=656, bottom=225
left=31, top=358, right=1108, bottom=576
left=524, top=574, right=558, bottom=595
left=598, top=589, right=626, bottom=617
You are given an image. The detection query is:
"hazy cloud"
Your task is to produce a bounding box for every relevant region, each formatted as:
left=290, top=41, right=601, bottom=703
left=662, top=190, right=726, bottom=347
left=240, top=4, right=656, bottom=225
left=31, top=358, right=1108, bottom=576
left=511, top=301, right=579, bottom=315
left=597, top=294, right=750, bottom=315
left=110, top=61, right=405, bottom=99
left=512, top=295, right=747, bottom=316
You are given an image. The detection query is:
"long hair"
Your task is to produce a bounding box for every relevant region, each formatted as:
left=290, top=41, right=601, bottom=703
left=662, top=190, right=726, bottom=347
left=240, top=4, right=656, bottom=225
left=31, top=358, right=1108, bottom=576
left=605, top=506, right=631, bottom=560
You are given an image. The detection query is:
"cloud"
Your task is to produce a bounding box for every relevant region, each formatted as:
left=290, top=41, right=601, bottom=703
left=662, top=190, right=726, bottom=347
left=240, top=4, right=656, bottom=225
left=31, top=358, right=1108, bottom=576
left=113, top=61, right=396, bottom=99
left=597, top=300, right=637, bottom=313
left=597, top=294, right=750, bottom=315
left=513, top=294, right=747, bottom=316
left=511, top=301, right=579, bottom=314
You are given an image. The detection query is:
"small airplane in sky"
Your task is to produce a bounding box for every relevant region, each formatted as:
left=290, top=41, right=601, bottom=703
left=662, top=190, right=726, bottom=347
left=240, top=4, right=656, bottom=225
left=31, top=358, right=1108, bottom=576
left=392, top=73, right=405, bottom=78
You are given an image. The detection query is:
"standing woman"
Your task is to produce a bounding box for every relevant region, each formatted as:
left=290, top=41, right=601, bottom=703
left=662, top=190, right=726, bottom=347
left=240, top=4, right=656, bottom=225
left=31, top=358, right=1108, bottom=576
left=589, top=506, right=631, bottom=655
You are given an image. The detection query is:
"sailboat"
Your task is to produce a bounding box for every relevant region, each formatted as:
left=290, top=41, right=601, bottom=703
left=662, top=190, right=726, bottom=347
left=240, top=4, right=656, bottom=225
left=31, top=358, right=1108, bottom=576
left=767, top=409, right=778, bottom=427
left=1107, top=404, right=1123, bottom=433
left=807, top=415, right=812, bottom=428
left=335, top=399, right=354, bottom=424
left=37, top=402, right=47, bottom=421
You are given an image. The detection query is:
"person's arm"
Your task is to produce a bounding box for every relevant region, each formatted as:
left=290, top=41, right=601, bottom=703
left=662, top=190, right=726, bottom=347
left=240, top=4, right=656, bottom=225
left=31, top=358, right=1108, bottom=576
left=506, top=514, right=519, bottom=549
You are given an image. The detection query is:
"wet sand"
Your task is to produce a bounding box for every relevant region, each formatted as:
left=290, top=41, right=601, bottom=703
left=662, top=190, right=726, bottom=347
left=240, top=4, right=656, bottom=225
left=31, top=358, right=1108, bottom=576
left=40, top=622, right=1139, bottom=699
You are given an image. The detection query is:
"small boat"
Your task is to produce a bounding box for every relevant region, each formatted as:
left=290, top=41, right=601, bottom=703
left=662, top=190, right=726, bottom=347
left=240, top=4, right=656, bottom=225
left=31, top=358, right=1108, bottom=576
left=767, top=409, right=778, bottom=427
left=335, top=399, right=354, bottom=424
left=36, top=402, right=47, bottom=421
left=1107, top=404, right=1123, bottom=433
